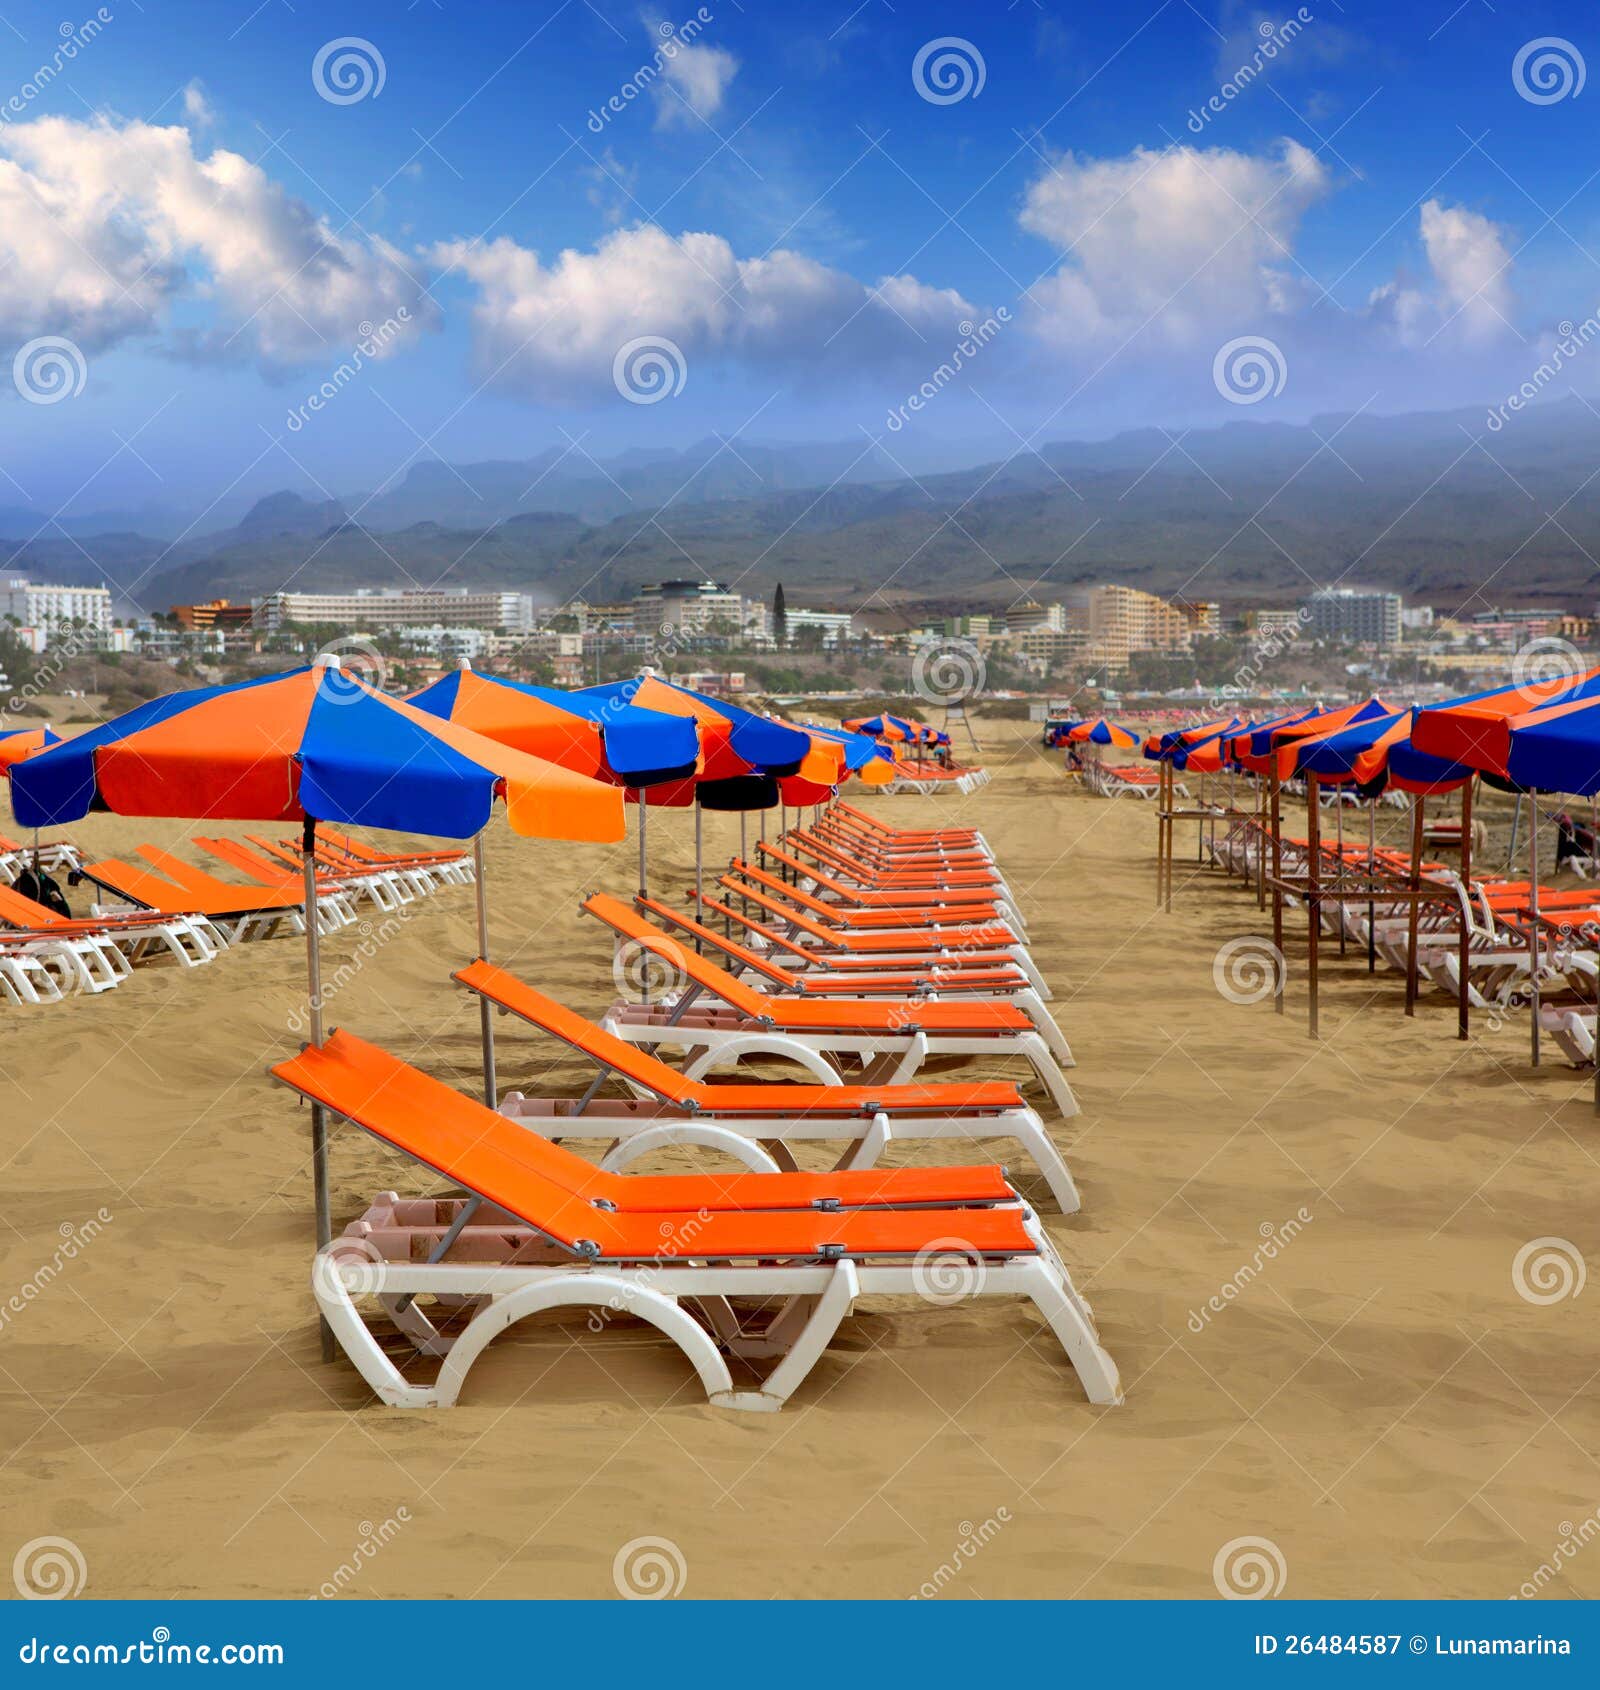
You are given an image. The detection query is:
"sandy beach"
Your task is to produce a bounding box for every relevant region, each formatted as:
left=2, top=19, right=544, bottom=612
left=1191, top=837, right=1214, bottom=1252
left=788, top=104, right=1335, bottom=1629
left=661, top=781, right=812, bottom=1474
left=2, top=714, right=1597, bottom=1602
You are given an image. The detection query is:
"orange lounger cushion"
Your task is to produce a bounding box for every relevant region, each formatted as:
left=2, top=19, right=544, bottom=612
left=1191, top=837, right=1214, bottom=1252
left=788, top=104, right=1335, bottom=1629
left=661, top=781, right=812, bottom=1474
left=454, top=960, right=1028, bottom=1115
left=271, top=1030, right=1032, bottom=1257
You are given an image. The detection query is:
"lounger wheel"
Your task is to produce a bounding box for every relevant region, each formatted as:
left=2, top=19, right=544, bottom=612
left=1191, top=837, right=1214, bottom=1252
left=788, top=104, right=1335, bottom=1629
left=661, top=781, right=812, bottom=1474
left=598, top=1124, right=785, bottom=1174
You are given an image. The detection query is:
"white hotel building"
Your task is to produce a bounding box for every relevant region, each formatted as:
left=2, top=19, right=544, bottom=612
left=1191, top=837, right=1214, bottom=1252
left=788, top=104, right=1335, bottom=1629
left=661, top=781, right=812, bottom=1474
left=0, top=577, right=115, bottom=649
left=251, top=587, right=538, bottom=634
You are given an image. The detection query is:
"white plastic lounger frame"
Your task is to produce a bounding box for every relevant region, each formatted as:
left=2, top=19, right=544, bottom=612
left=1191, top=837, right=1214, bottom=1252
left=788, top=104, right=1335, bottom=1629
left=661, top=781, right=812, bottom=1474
left=312, top=1194, right=1121, bottom=1412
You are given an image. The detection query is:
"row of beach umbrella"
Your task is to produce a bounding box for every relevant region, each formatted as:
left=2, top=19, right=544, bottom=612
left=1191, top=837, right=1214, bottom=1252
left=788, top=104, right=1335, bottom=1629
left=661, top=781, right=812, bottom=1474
left=1, top=662, right=909, bottom=1342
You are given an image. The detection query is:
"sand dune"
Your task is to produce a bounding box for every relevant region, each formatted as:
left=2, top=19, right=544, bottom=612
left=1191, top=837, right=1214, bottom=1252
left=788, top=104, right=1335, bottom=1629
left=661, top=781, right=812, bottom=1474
left=1, top=717, right=1596, bottom=1601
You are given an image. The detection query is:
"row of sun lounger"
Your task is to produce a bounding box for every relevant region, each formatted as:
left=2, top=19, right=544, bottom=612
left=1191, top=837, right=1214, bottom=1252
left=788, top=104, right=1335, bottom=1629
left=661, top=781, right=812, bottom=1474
left=1206, top=808, right=1600, bottom=1056
left=0, top=829, right=473, bottom=1006
left=286, top=799, right=1121, bottom=1414
left=881, top=763, right=990, bottom=796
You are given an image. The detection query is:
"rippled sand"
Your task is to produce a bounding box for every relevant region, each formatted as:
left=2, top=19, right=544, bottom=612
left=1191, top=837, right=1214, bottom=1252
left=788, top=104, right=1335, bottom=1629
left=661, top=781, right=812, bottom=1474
left=1, top=717, right=1595, bottom=1600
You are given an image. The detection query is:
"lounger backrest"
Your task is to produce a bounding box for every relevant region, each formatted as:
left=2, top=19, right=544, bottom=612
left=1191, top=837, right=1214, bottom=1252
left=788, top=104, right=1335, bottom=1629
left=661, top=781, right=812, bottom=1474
left=136, top=845, right=247, bottom=896
left=453, top=959, right=700, bottom=1105
left=692, top=892, right=812, bottom=960
left=580, top=893, right=771, bottom=1018
left=716, top=872, right=836, bottom=941
left=270, top=1030, right=630, bottom=1253
left=634, top=895, right=799, bottom=987
left=727, top=859, right=839, bottom=921
left=758, top=840, right=841, bottom=890
left=196, top=837, right=296, bottom=887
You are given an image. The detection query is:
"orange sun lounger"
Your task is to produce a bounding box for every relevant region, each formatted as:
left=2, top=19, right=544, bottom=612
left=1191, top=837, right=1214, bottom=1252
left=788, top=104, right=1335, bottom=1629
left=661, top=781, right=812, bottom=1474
left=582, top=891, right=1078, bottom=1116
left=271, top=1027, right=1119, bottom=1411
left=455, top=959, right=1083, bottom=1210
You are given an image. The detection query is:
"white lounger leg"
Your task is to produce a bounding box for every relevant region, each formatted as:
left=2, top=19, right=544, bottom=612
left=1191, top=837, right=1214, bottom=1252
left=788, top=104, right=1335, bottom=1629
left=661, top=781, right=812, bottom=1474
left=599, top=1123, right=784, bottom=1174
left=709, top=1260, right=859, bottom=1413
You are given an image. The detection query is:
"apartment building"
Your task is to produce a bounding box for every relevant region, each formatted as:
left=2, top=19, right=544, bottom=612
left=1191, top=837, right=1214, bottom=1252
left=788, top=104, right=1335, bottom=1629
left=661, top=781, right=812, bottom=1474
left=251, top=587, right=537, bottom=634
left=1304, top=587, right=1402, bottom=648
left=1061, top=583, right=1194, bottom=671
left=0, top=577, right=114, bottom=649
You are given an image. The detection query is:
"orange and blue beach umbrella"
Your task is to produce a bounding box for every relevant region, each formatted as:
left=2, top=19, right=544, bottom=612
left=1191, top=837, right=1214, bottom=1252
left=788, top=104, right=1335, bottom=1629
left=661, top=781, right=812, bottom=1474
left=10, top=663, right=626, bottom=841
left=1067, top=717, right=1141, bottom=749
left=1294, top=708, right=1472, bottom=797
left=1411, top=668, right=1600, bottom=782
left=574, top=675, right=816, bottom=805
left=0, top=724, right=61, bottom=774
left=407, top=664, right=701, bottom=789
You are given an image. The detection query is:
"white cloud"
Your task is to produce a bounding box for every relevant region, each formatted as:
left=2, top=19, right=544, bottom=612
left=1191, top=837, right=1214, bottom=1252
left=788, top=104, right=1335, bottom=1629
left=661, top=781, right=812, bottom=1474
left=181, top=79, right=215, bottom=127
left=1366, top=200, right=1514, bottom=346
left=1417, top=198, right=1513, bottom=338
left=1020, top=139, right=1333, bottom=344
left=0, top=115, right=434, bottom=367
left=432, top=223, right=982, bottom=400
left=651, top=25, right=738, bottom=129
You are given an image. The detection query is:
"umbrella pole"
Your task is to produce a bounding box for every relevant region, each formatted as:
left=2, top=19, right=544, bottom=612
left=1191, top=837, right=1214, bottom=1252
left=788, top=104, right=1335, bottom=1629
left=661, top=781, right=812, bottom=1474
left=302, top=816, right=333, bottom=1363
left=1506, top=794, right=1521, bottom=874
left=740, top=810, right=747, bottom=866
left=1404, top=795, right=1424, bottom=1016
left=1257, top=777, right=1268, bottom=910
left=1530, top=792, right=1541, bottom=1067
left=473, top=830, right=496, bottom=1105
left=1458, top=777, right=1473, bottom=1041
left=1270, top=768, right=1284, bottom=1015
left=693, top=799, right=703, bottom=954
left=1306, top=774, right=1321, bottom=1039
left=1366, top=798, right=1377, bottom=974
left=638, top=790, right=648, bottom=899
left=1335, top=788, right=1346, bottom=957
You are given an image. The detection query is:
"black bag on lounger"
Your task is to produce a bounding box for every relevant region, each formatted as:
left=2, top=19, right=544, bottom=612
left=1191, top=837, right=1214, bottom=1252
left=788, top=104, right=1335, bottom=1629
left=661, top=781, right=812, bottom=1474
left=14, top=864, right=72, bottom=918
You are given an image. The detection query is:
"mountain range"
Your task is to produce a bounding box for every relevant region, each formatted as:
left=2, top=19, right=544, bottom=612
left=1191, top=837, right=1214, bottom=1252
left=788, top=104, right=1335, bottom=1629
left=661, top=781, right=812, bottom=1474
left=4, top=402, right=1598, bottom=622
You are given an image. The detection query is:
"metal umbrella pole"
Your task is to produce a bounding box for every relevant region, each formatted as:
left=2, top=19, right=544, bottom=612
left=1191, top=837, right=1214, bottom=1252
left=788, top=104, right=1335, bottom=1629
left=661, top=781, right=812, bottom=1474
left=637, top=788, right=649, bottom=899
left=1529, top=790, right=1542, bottom=1067
left=473, top=829, right=496, bottom=1105
left=301, top=816, right=334, bottom=1362
left=693, top=798, right=704, bottom=952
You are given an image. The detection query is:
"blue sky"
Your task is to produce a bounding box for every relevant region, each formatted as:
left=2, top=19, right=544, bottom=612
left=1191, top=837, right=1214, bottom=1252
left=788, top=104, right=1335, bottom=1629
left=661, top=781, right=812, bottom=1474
left=0, top=0, right=1596, bottom=520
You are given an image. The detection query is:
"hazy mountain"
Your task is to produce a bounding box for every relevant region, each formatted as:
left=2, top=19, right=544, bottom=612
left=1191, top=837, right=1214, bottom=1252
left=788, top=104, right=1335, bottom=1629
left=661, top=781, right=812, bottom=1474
left=5, top=403, right=1598, bottom=620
